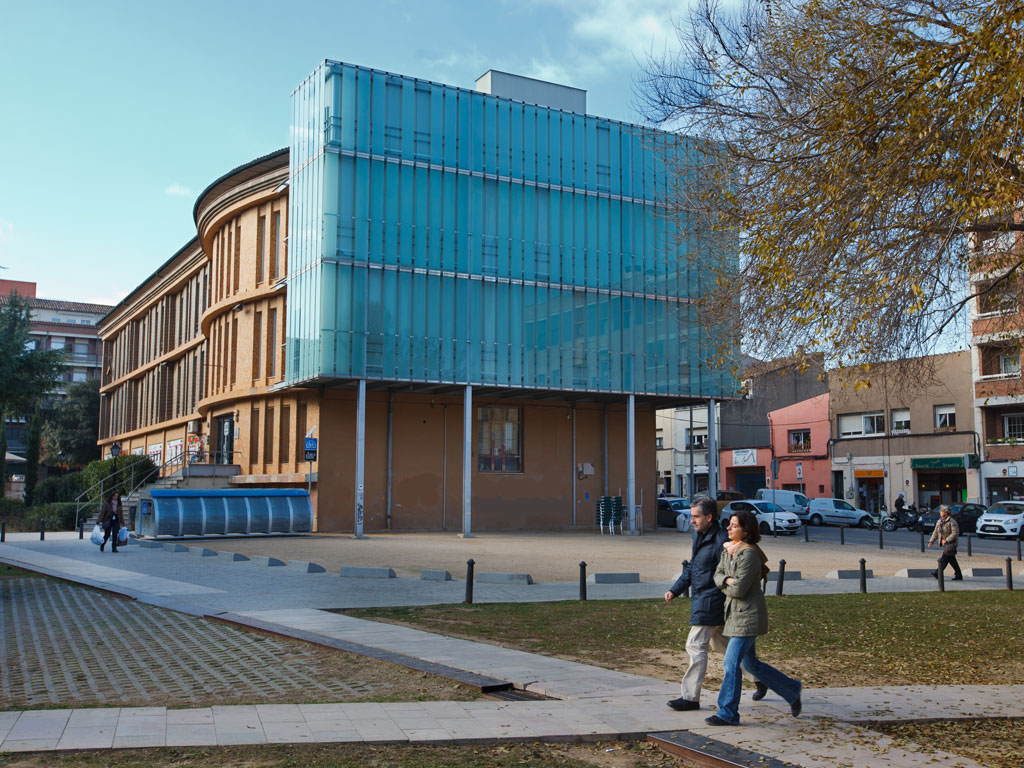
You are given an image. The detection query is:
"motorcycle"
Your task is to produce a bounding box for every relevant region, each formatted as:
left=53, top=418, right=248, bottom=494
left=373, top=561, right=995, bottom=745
left=882, top=503, right=919, bottom=532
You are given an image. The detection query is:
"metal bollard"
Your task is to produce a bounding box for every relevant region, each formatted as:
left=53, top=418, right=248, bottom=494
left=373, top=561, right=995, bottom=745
left=938, top=567, right=945, bottom=592
left=40, top=520, right=45, bottom=541
left=859, top=558, right=867, bottom=594
left=878, top=526, right=883, bottom=550
left=464, top=559, right=475, bottom=604
left=776, top=559, right=786, bottom=596
left=966, top=534, right=972, bottom=557
left=79, top=519, right=84, bottom=539
left=579, top=561, right=587, bottom=601
left=803, top=524, right=809, bottom=543
left=920, top=531, right=926, bottom=553
left=1007, top=558, right=1014, bottom=591
left=1018, top=538, right=1022, bottom=562
left=1, top=521, right=5, bottom=542
left=840, top=526, right=845, bottom=546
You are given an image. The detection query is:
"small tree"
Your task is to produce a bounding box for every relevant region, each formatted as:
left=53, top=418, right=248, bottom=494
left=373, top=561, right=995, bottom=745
left=0, top=294, right=65, bottom=416
left=42, top=378, right=101, bottom=467
left=23, top=402, right=42, bottom=507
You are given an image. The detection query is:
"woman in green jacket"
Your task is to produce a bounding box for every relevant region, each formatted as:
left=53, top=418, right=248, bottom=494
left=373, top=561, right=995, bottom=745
left=705, top=508, right=802, bottom=726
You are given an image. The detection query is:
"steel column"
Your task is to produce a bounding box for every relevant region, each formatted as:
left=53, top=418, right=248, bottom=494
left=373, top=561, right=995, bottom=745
left=626, top=394, right=636, bottom=532
left=461, top=385, right=474, bottom=538
left=354, top=379, right=366, bottom=538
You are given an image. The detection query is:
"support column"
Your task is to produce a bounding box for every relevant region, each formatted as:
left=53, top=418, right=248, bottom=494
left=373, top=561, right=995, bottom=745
left=461, top=385, right=474, bottom=538
left=354, top=379, right=366, bottom=538
left=708, top=399, right=718, bottom=497
left=626, top=394, right=636, bottom=533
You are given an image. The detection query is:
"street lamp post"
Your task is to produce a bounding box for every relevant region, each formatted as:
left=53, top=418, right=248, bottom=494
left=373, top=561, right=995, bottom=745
left=110, top=442, right=121, bottom=493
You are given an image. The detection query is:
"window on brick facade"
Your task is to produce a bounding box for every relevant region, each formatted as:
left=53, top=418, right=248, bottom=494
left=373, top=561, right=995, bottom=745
left=477, top=406, right=522, bottom=472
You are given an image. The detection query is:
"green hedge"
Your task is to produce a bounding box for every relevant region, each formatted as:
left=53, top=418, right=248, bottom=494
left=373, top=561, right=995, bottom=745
left=0, top=500, right=88, bottom=532
left=34, top=472, right=85, bottom=504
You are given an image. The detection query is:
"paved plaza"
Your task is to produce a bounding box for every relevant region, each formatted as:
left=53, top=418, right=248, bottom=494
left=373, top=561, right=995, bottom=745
left=0, top=531, right=1019, bottom=766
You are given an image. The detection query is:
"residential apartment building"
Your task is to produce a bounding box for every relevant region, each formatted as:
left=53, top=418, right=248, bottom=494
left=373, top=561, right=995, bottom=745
left=0, top=280, right=112, bottom=458
left=829, top=351, right=979, bottom=513
left=98, top=62, right=736, bottom=532
left=970, top=233, right=1024, bottom=502
left=767, top=392, right=831, bottom=498
left=655, top=402, right=714, bottom=497
left=718, top=353, right=828, bottom=498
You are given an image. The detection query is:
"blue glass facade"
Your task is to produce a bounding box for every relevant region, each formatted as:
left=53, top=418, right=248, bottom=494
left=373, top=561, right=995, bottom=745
left=287, top=60, right=734, bottom=397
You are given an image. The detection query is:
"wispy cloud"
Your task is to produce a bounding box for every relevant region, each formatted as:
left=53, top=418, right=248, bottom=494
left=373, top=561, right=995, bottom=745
left=526, top=0, right=682, bottom=81
left=164, top=183, right=191, bottom=197
left=0, top=220, right=13, bottom=242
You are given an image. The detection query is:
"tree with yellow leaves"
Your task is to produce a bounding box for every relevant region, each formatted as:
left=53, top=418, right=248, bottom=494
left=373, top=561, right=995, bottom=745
left=641, top=0, right=1024, bottom=371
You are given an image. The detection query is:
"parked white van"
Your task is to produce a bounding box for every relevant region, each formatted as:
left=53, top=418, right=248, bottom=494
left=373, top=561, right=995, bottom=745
left=755, top=489, right=810, bottom=519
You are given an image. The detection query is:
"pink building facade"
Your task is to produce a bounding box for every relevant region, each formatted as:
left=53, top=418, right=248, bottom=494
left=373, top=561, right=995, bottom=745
left=767, top=394, right=831, bottom=499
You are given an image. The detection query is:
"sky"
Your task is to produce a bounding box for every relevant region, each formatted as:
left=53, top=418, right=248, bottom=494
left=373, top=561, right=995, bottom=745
left=0, top=0, right=689, bottom=307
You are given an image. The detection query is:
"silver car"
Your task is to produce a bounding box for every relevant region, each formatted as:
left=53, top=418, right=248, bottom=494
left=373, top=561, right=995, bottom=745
left=721, top=500, right=802, bottom=535
left=806, top=498, right=873, bottom=528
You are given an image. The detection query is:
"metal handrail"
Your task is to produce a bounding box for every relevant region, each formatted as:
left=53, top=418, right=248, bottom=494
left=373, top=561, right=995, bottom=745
left=74, top=449, right=242, bottom=529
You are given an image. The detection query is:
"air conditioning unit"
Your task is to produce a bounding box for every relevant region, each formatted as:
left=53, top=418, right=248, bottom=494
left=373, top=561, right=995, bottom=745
left=187, top=420, right=201, bottom=434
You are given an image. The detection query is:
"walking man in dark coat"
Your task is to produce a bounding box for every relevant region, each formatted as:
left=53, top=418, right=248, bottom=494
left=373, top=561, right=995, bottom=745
left=664, top=496, right=765, bottom=710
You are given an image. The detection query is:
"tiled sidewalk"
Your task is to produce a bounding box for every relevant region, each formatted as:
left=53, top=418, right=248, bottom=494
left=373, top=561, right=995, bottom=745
left=0, top=537, right=1017, bottom=766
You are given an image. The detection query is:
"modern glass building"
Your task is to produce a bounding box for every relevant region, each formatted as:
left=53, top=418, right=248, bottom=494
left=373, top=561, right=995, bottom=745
left=97, top=61, right=737, bottom=534
left=287, top=61, right=733, bottom=399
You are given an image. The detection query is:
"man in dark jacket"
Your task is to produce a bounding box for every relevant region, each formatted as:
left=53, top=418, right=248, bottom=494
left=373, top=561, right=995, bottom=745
left=664, top=496, right=765, bottom=710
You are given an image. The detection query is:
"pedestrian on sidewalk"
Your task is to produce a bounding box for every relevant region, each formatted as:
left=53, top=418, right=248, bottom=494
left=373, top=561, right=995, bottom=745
left=928, top=504, right=963, bottom=581
left=705, top=509, right=801, bottom=726
left=664, top=497, right=765, bottom=712
left=99, top=491, right=122, bottom=553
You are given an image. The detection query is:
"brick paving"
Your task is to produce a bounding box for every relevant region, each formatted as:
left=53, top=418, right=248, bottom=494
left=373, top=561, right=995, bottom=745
left=0, top=576, right=388, bottom=709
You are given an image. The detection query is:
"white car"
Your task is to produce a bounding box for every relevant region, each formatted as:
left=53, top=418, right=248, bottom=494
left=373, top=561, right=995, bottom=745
left=721, top=500, right=802, bottom=535
left=976, top=501, right=1024, bottom=539
left=805, top=498, right=873, bottom=528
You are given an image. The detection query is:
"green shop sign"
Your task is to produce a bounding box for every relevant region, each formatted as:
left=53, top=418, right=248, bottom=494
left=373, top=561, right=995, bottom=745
left=911, top=455, right=980, bottom=470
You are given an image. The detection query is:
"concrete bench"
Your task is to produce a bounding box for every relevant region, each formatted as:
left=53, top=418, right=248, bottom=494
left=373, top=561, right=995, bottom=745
left=477, top=572, right=534, bottom=585
left=249, top=555, right=286, bottom=567
left=288, top=560, right=326, bottom=574
left=217, top=551, right=250, bottom=562
left=767, top=571, right=802, bottom=580
left=827, top=569, right=873, bottom=579
left=161, top=543, right=189, bottom=553
left=339, top=566, right=396, bottom=579
left=587, top=572, right=640, bottom=584
left=966, top=567, right=1005, bottom=577
left=420, top=569, right=452, bottom=581
left=895, top=568, right=936, bottom=578
left=188, top=546, right=218, bottom=557
left=138, top=540, right=162, bottom=549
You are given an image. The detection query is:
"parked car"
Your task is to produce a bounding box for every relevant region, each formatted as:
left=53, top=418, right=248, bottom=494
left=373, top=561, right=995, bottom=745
left=721, top=500, right=802, bottom=535
left=976, top=501, right=1024, bottom=539
left=656, top=496, right=691, bottom=529
left=754, top=488, right=810, bottom=518
left=916, top=503, right=987, bottom=534
left=805, top=498, right=873, bottom=528
left=714, top=489, right=746, bottom=514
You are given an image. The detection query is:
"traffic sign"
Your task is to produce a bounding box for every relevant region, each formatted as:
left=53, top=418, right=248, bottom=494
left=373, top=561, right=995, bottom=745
left=304, top=437, right=318, bottom=462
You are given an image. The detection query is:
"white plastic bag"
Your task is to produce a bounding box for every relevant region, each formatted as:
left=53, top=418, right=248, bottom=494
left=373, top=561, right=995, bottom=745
left=117, top=525, right=128, bottom=544
left=90, top=524, right=104, bottom=546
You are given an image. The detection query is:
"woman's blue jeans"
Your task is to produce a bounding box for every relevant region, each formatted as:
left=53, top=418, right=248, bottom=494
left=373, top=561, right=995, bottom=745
left=716, top=636, right=800, bottom=724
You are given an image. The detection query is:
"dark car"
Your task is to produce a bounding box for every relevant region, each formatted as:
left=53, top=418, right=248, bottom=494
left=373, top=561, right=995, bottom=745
left=656, top=497, right=691, bottom=528
left=916, top=503, right=986, bottom=534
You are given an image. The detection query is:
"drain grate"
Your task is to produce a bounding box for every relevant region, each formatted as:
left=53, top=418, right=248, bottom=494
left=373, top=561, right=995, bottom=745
left=486, top=688, right=555, bottom=702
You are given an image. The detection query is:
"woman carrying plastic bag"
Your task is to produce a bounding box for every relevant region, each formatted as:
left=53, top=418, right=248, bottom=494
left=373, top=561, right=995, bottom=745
left=89, top=524, right=104, bottom=546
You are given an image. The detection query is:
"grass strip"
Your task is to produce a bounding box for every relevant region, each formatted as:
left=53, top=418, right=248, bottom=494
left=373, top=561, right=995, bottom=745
left=349, top=591, right=1024, bottom=687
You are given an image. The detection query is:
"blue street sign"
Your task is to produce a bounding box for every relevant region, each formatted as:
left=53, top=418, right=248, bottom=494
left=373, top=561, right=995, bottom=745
left=305, top=437, right=318, bottom=451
